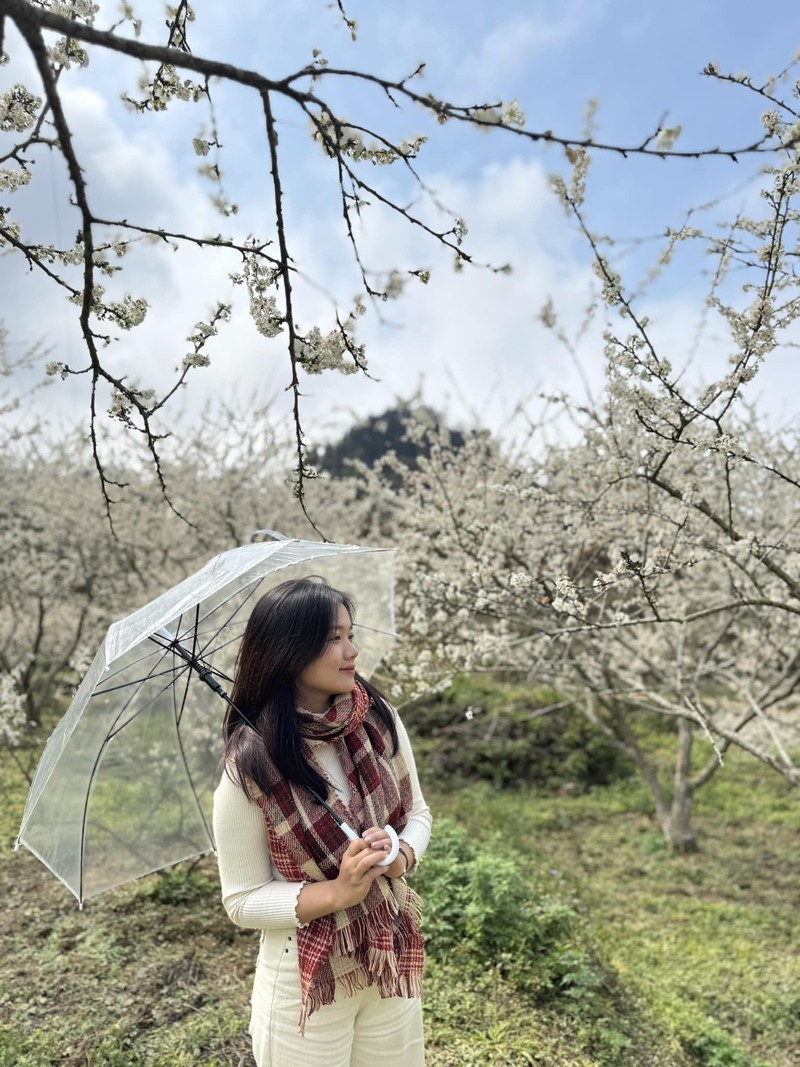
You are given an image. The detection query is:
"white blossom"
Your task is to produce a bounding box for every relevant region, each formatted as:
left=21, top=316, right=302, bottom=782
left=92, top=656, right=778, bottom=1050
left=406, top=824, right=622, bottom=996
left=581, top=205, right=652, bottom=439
left=240, top=254, right=284, bottom=338
left=655, top=125, right=682, bottom=151
left=551, top=576, right=586, bottom=618
left=0, top=669, right=26, bottom=748
left=0, top=167, right=31, bottom=192
left=501, top=100, right=525, bottom=126
left=48, top=37, right=90, bottom=69
left=294, top=326, right=363, bottom=375
left=0, top=85, right=41, bottom=133
left=453, top=218, right=468, bottom=245
left=108, top=295, right=148, bottom=330
left=509, top=572, right=534, bottom=591
left=182, top=352, right=210, bottom=369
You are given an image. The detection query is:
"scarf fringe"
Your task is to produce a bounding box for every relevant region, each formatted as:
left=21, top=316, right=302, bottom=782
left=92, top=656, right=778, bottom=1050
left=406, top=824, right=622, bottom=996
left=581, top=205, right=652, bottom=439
left=300, top=965, right=372, bottom=1034
left=298, top=886, right=425, bottom=1033
left=299, top=948, right=424, bottom=1035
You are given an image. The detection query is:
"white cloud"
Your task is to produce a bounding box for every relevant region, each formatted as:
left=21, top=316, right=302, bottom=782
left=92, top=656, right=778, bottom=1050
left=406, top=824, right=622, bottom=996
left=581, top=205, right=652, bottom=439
left=465, top=4, right=602, bottom=94
left=2, top=0, right=796, bottom=457
left=273, top=154, right=602, bottom=436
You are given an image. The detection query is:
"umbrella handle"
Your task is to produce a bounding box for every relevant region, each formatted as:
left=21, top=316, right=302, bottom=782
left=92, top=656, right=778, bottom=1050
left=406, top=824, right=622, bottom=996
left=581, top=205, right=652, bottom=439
left=377, top=825, right=400, bottom=867
left=339, top=821, right=400, bottom=868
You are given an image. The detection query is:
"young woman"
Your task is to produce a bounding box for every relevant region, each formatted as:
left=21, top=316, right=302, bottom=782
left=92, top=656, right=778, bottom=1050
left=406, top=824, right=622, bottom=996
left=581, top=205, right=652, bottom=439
left=212, top=577, right=432, bottom=1066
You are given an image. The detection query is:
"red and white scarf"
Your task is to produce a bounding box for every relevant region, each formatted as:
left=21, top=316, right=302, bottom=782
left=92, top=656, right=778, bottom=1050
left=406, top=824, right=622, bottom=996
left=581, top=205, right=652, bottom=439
left=253, top=681, right=424, bottom=1031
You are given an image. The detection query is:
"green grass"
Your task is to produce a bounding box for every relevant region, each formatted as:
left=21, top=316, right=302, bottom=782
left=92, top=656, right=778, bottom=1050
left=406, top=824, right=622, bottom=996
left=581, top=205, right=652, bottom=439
left=427, top=759, right=800, bottom=1067
left=2, top=740, right=798, bottom=1066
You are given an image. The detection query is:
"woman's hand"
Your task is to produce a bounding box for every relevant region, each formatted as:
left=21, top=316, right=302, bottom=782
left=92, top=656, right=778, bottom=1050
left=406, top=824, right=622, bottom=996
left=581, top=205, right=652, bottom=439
left=331, top=837, right=390, bottom=909
left=295, top=831, right=407, bottom=923
left=364, top=826, right=413, bottom=879
left=361, top=825, right=393, bottom=858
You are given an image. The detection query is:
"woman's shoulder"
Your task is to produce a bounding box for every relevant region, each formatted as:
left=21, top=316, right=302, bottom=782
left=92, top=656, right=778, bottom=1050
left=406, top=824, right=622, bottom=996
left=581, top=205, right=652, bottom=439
left=215, top=758, right=265, bottom=804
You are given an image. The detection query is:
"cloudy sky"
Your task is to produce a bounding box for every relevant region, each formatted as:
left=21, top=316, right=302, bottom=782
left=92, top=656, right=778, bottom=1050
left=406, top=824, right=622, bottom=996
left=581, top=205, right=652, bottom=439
left=2, top=0, right=798, bottom=450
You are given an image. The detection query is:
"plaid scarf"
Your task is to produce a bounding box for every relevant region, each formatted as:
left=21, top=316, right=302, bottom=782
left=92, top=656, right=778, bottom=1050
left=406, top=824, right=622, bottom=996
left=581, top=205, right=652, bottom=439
left=253, top=681, right=424, bottom=1032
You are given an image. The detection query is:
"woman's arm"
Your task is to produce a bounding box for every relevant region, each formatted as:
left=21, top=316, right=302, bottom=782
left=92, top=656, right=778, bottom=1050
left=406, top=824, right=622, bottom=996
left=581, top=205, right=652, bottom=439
left=213, top=769, right=306, bottom=928
left=393, top=713, right=433, bottom=875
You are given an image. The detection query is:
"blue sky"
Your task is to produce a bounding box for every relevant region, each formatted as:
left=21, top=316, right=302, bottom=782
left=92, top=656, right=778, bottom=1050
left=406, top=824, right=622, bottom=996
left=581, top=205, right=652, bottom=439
left=2, top=0, right=798, bottom=444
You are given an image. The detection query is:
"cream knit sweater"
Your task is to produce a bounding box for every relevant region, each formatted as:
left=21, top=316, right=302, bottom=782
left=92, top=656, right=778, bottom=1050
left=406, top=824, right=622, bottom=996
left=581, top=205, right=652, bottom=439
left=212, top=713, right=432, bottom=929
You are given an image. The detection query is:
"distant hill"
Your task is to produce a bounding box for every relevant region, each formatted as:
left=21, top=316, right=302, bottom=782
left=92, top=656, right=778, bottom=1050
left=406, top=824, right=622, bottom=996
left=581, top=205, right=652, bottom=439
left=310, top=404, right=466, bottom=481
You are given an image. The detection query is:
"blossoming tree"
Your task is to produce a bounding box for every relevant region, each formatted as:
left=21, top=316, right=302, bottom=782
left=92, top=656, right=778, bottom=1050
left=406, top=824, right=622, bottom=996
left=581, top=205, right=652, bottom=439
left=0, top=383, right=382, bottom=772
left=0, top=0, right=789, bottom=528
left=352, top=87, right=800, bottom=848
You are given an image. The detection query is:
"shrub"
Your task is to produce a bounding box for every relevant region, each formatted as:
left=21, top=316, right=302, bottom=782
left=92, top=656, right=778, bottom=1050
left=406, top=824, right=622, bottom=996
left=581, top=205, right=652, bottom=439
left=141, top=863, right=217, bottom=907
left=402, top=676, right=631, bottom=792
left=416, top=817, right=600, bottom=1000
left=683, top=1030, right=768, bottom=1067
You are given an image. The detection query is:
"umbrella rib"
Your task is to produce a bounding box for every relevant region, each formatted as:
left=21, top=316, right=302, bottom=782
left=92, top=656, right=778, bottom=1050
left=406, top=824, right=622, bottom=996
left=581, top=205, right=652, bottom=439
left=104, top=662, right=193, bottom=740
left=94, top=663, right=193, bottom=697
left=193, top=575, right=266, bottom=665
left=100, top=641, right=192, bottom=687
left=169, top=604, right=215, bottom=848
left=353, top=622, right=398, bottom=638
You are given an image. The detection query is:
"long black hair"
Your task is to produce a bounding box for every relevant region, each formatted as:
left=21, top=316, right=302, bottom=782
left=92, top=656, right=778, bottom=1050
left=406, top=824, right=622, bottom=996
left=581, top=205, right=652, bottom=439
left=223, top=576, right=398, bottom=800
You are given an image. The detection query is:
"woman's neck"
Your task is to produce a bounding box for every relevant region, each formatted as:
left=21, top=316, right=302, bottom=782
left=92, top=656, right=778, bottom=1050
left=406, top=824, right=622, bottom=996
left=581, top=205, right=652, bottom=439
left=295, top=690, right=333, bottom=715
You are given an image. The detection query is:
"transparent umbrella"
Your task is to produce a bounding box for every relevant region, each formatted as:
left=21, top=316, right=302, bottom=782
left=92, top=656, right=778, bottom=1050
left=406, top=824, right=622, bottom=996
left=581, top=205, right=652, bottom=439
left=15, top=536, right=395, bottom=906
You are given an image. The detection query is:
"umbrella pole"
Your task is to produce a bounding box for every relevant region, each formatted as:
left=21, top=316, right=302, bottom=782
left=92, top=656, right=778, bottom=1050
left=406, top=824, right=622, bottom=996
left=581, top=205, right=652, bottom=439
left=150, top=629, right=239, bottom=713
left=309, top=788, right=399, bottom=866
left=309, top=790, right=358, bottom=841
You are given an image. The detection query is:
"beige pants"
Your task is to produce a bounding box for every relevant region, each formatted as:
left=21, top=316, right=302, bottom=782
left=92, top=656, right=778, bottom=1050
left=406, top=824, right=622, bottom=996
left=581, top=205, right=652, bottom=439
left=250, top=928, right=425, bottom=1067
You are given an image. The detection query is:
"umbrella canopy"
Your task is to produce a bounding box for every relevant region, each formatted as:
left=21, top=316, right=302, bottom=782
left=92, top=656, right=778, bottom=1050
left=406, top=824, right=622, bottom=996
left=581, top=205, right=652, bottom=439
left=16, top=537, right=395, bottom=905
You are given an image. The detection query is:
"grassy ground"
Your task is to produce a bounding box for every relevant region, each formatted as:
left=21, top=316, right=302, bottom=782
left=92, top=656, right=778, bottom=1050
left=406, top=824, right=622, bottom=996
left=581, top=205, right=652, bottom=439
left=428, top=767, right=800, bottom=1067
left=1, top=744, right=798, bottom=1066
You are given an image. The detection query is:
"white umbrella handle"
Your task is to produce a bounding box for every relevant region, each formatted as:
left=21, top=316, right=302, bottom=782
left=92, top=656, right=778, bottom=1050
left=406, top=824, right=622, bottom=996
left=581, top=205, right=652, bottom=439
left=339, top=822, right=400, bottom=867
left=377, top=825, right=400, bottom=867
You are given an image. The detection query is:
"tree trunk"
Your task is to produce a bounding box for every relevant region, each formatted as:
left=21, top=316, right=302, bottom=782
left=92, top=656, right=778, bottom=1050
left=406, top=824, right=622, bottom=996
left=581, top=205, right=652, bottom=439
left=659, top=718, right=699, bottom=852
left=582, top=695, right=701, bottom=849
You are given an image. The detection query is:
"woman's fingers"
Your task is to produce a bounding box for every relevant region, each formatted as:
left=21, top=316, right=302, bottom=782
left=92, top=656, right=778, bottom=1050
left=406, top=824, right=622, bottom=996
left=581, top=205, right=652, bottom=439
left=341, top=838, right=379, bottom=869
left=334, top=837, right=387, bottom=907
left=352, top=844, right=388, bottom=876
left=361, top=825, right=391, bottom=852
left=340, top=839, right=387, bottom=880
left=344, top=837, right=370, bottom=858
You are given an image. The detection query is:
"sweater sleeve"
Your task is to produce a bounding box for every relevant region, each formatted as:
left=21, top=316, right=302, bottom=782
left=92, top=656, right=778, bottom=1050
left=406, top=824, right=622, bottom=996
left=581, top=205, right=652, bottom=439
left=212, top=769, right=305, bottom=929
left=395, top=712, right=433, bottom=870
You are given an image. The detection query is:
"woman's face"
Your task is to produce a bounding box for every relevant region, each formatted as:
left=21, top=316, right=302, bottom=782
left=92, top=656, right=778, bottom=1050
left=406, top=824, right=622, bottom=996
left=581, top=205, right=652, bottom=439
left=294, top=603, right=358, bottom=713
